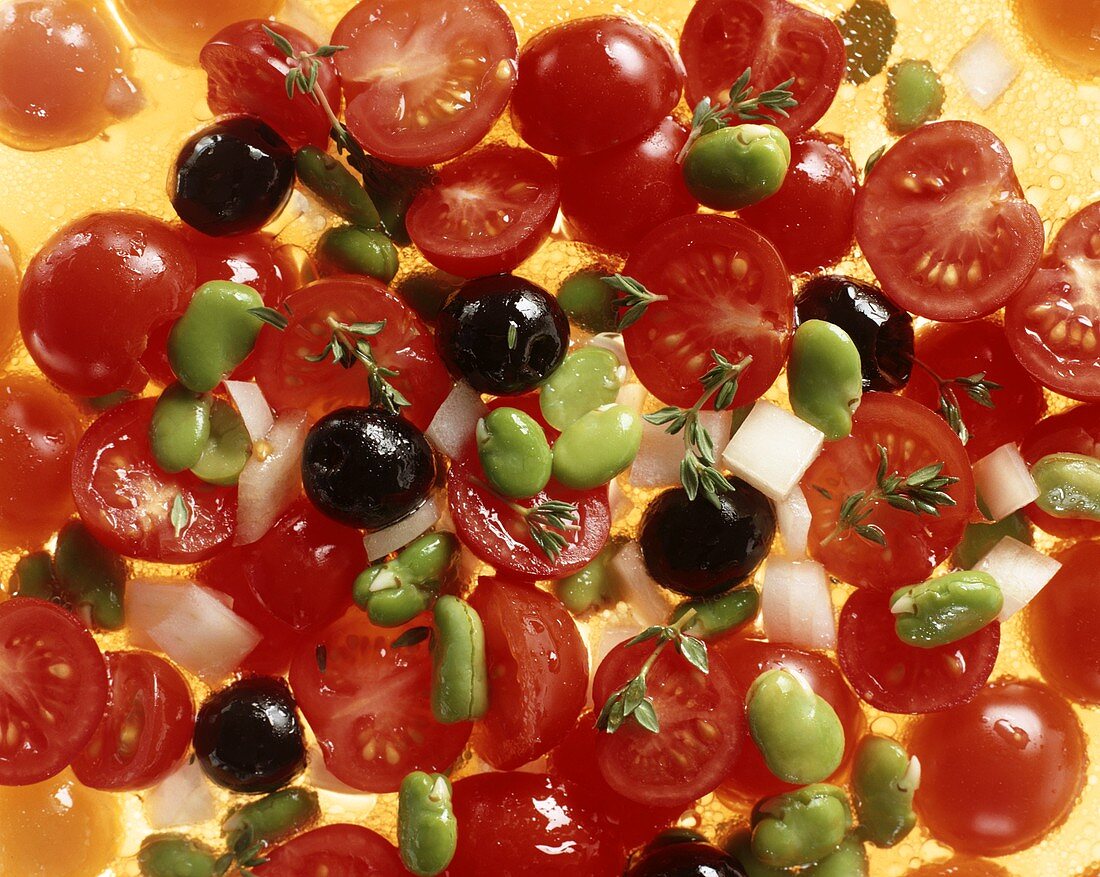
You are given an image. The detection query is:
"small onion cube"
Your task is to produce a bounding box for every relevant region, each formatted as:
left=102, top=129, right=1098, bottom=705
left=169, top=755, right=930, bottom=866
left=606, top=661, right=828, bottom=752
left=608, top=478, right=635, bottom=523
left=951, top=30, right=1019, bottom=110
left=235, top=410, right=309, bottom=545
left=761, top=558, right=836, bottom=651
left=224, top=380, right=274, bottom=443
left=776, top=485, right=812, bottom=558
left=973, top=536, right=1062, bottom=621
left=426, top=381, right=487, bottom=459
left=616, top=382, right=647, bottom=415
left=364, top=493, right=444, bottom=561
left=610, top=541, right=670, bottom=626
left=630, top=408, right=732, bottom=489
left=972, top=442, right=1039, bottom=522
left=143, top=760, right=217, bottom=828
left=721, top=401, right=824, bottom=501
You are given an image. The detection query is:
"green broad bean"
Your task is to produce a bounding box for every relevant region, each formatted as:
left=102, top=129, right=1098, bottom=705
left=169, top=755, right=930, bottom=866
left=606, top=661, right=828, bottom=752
left=149, top=384, right=212, bottom=474
left=294, top=147, right=382, bottom=229
left=682, top=124, right=791, bottom=211
left=805, top=835, right=868, bottom=877
left=557, top=271, right=617, bottom=334
left=355, top=532, right=459, bottom=626
left=137, top=835, right=218, bottom=877
left=540, top=347, right=622, bottom=430
left=190, top=399, right=252, bottom=487
left=746, top=668, right=845, bottom=785
left=54, top=520, right=126, bottom=630
left=725, top=829, right=788, bottom=877
left=317, top=225, right=400, bottom=284
left=952, top=510, right=1031, bottom=569
left=431, top=595, right=488, bottom=724
left=375, top=186, right=417, bottom=246
left=168, top=281, right=265, bottom=393
left=788, top=320, right=863, bottom=440
left=885, top=60, right=945, bottom=134
left=86, top=390, right=133, bottom=410
left=1031, top=452, right=1100, bottom=522
left=851, top=735, right=919, bottom=848
left=554, top=543, right=620, bottom=615
left=671, top=587, right=760, bottom=640
left=476, top=407, right=552, bottom=499
left=223, top=787, right=320, bottom=850
left=9, top=551, right=59, bottom=601
left=552, top=403, right=642, bottom=489
left=890, top=570, right=1002, bottom=648
left=397, top=273, right=460, bottom=322
left=751, top=784, right=852, bottom=869
left=398, top=771, right=458, bottom=876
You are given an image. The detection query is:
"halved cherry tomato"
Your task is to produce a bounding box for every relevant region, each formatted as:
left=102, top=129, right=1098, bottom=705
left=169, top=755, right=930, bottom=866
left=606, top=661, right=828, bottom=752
left=0, top=598, right=108, bottom=785
left=621, top=214, right=793, bottom=409
left=72, top=650, right=193, bottom=791
left=332, top=0, right=517, bottom=166
left=1006, top=200, right=1100, bottom=400
left=256, top=823, right=404, bottom=876
left=1019, top=403, right=1100, bottom=540
left=288, top=610, right=472, bottom=793
left=71, top=398, right=237, bottom=563
left=906, top=859, right=1011, bottom=877
left=406, top=145, right=559, bottom=278
left=469, top=577, right=588, bottom=769
left=837, top=589, right=1000, bottom=714
left=0, top=229, right=17, bottom=358
left=856, top=121, right=1044, bottom=321
left=802, top=393, right=975, bottom=590
left=679, top=0, right=845, bottom=136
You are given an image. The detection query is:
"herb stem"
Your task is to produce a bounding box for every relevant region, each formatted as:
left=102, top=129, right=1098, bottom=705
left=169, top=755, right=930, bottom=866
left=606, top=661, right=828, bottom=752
left=634, top=608, right=697, bottom=678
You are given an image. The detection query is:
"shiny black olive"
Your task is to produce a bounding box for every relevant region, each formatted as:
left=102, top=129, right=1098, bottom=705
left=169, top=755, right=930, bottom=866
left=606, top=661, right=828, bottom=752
left=193, top=676, right=305, bottom=793
left=625, top=842, right=748, bottom=877
left=795, top=274, right=914, bottom=391
left=640, top=483, right=775, bottom=598
left=436, top=274, right=570, bottom=395
left=171, top=116, right=295, bottom=237
left=302, top=406, right=436, bottom=531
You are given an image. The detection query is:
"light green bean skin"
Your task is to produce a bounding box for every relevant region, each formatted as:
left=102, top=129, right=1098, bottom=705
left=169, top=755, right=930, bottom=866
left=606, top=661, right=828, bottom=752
left=149, top=384, right=212, bottom=473
left=9, top=551, right=59, bottom=601
left=671, top=587, right=760, bottom=640
left=137, top=835, right=218, bottom=877
left=805, top=835, right=868, bottom=877
left=1031, top=452, right=1100, bottom=522
left=682, top=124, right=791, bottom=211
left=431, top=596, right=489, bottom=724
left=557, top=271, right=616, bottom=334
left=885, top=60, right=944, bottom=134
left=189, top=399, right=252, bottom=487
left=317, top=225, right=400, bottom=284
left=551, top=404, right=642, bottom=489
left=223, top=787, right=320, bottom=850
left=788, top=320, right=863, bottom=441
left=890, top=571, right=1002, bottom=648
left=726, top=829, right=788, bottom=877
left=751, top=784, right=852, bottom=869
left=476, top=407, right=552, bottom=499
left=354, top=532, right=459, bottom=627
left=168, top=281, right=265, bottom=393
left=851, top=735, right=919, bottom=848
left=295, top=146, right=382, bottom=229
left=539, top=347, right=622, bottom=430
left=554, top=543, right=619, bottom=614
left=952, top=510, right=1031, bottom=569
left=398, top=771, right=458, bottom=876
left=54, top=520, right=126, bottom=630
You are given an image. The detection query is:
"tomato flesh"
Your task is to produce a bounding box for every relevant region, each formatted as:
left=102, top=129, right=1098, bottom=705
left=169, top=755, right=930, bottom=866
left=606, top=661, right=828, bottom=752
left=1019, top=403, right=1100, bottom=540
left=256, top=824, right=404, bottom=876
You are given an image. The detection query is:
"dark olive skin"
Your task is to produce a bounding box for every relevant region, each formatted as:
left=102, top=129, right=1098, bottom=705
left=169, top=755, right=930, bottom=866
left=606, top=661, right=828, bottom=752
left=436, top=274, right=570, bottom=395
left=640, top=483, right=776, bottom=598
left=193, top=676, right=305, bottom=794
left=171, top=116, right=295, bottom=237
left=795, top=274, right=914, bottom=392
left=302, top=406, right=436, bottom=531
left=625, top=842, right=748, bottom=877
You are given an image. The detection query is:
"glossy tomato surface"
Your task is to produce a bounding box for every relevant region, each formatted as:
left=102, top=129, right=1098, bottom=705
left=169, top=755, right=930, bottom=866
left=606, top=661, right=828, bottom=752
left=256, top=823, right=404, bottom=876
left=1019, top=403, right=1100, bottom=540
left=905, top=859, right=1012, bottom=877
left=856, top=121, right=1044, bottom=321
left=0, top=229, right=17, bottom=357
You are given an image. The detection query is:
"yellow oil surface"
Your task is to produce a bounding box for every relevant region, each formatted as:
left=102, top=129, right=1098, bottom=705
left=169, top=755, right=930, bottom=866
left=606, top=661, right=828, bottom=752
left=0, top=0, right=1098, bottom=875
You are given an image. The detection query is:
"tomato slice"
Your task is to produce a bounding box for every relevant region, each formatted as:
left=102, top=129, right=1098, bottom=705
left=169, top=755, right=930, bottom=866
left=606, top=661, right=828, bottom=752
left=838, top=589, right=1000, bottom=714
left=469, top=577, right=588, bottom=769
left=72, top=398, right=237, bottom=563
left=679, top=0, right=845, bottom=136
left=856, top=121, right=1044, bottom=321
left=288, top=610, right=472, bottom=793
left=621, top=214, right=793, bottom=409
left=256, top=824, right=404, bottom=876
left=406, top=146, right=559, bottom=278
left=0, top=598, right=108, bottom=785
left=332, top=0, right=517, bottom=167
left=1019, top=403, right=1100, bottom=540
left=71, top=650, right=193, bottom=791
left=1006, top=200, right=1100, bottom=400
left=802, top=393, right=975, bottom=590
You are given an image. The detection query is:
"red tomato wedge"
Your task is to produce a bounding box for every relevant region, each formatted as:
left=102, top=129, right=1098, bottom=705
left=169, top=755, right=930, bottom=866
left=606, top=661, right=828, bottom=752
left=1006, top=200, right=1100, bottom=400
left=0, top=598, right=109, bottom=785
left=1019, top=403, right=1100, bottom=540
left=406, top=145, right=559, bottom=278
left=332, top=0, right=517, bottom=167
left=257, top=824, right=404, bottom=876
left=679, top=0, right=845, bottom=136
left=621, top=214, right=793, bottom=409
left=856, top=121, right=1044, bottom=321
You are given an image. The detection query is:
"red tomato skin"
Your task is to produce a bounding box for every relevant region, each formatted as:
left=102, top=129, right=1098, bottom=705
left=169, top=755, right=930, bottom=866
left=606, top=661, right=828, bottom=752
left=737, top=133, right=858, bottom=274
left=72, top=650, right=194, bottom=791
left=558, top=117, right=698, bottom=254
left=511, top=16, right=683, bottom=157
left=469, top=577, right=588, bottom=769
left=19, top=212, right=197, bottom=396
left=256, top=823, right=405, bottom=876
left=0, top=598, right=109, bottom=785
left=901, top=319, right=1047, bottom=461
left=909, top=679, right=1086, bottom=857
left=905, top=859, right=1012, bottom=877
left=1019, top=403, right=1100, bottom=540
left=201, top=19, right=341, bottom=151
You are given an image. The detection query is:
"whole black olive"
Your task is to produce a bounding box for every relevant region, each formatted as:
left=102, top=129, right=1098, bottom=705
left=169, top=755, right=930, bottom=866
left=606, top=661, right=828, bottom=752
left=625, top=841, right=748, bottom=877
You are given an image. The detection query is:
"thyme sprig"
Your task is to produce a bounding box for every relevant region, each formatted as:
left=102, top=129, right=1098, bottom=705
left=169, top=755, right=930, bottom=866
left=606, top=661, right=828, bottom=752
left=523, top=499, right=582, bottom=559
left=910, top=358, right=1002, bottom=446
left=603, top=274, right=668, bottom=331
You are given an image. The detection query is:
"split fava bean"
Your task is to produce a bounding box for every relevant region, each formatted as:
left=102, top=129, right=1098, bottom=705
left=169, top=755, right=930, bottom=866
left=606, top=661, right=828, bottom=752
left=557, top=271, right=617, bottom=334
left=747, top=668, right=844, bottom=785
left=354, top=532, right=460, bottom=627
left=190, top=399, right=252, bottom=487
left=890, top=570, right=1002, bottom=648
left=788, top=320, right=863, bottom=441
left=682, top=124, right=791, bottom=211
left=431, top=595, right=488, bottom=724
left=9, top=551, right=59, bottom=601
left=671, top=587, right=760, bottom=640
left=885, top=60, right=945, bottom=134
left=851, top=735, right=919, bottom=848
left=476, top=407, right=552, bottom=498
left=539, top=347, right=622, bottom=430
left=551, top=403, right=643, bottom=489
left=751, top=783, right=852, bottom=869
left=223, top=787, right=320, bottom=850
left=727, top=830, right=867, bottom=877
left=554, top=542, right=620, bottom=614
left=54, top=520, right=127, bottom=630
left=953, top=510, right=1031, bottom=570
left=1031, top=452, right=1100, bottom=522
left=168, top=281, right=265, bottom=393
left=317, top=225, right=400, bottom=284
left=295, top=146, right=382, bottom=229
left=137, top=835, right=218, bottom=877
left=398, top=771, right=458, bottom=876
left=149, top=384, right=212, bottom=474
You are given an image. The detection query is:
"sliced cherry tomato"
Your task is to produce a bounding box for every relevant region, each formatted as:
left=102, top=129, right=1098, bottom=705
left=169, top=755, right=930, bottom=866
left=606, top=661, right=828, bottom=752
left=0, top=229, right=17, bottom=358
left=802, top=393, right=975, bottom=590
left=510, top=16, right=683, bottom=157
left=1019, top=403, right=1100, bottom=540
left=252, top=277, right=451, bottom=429
left=621, top=214, right=793, bottom=409
left=679, top=0, right=845, bottom=136
left=71, top=650, right=193, bottom=791
left=1006, top=200, right=1100, bottom=400
left=406, top=146, right=559, bottom=278
left=256, top=824, right=404, bottom=876
left=0, top=598, right=108, bottom=785
left=905, top=859, right=1011, bottom=877
left=71, top=398, right=237, bottom=563
left=288, top=609, right=472, bottom=793
left=901, top=319, right=1047, bottom=461
left=559, top=117, right=698, bottom=254
left=592, top=638, right=742, bottom=808
left=856, top=121, right=1044, bottom=321
left=737, top=133, right=858, bottom=274
left=837, top=589, right=1000, bottom=714
left=333, top=0, right=517, bottom=166
left=447, top=438, right=610, bottom=580
left=469, top=577, right=588, bottom=769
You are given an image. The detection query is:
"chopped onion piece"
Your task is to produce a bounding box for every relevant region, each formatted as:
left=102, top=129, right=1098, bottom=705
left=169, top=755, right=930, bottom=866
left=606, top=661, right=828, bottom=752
left=143, top=760, right=217, bottom=828
left=586, top=332, right=630, bottom=373
left=973, top=536, right=1062, bottom=621
left=777, top=485, right=812, bottom=558
left=608, top=478, right=634, bottom=524
left=235, top=410, right=309, bottom=546
left=586, top=614, right=645, bottom=703
left=224, top=380, right=274, bottom=443
left=951, top=29, right=1019, bottom=109
left=972, top=442, right=1039, bottom=522
left=610, top=541, right=670, bottom=626
left=616, top=382, right=647, bottom=415
left=761, top=558, right=836, bottom=651
left=721, top=401, right=824, bottom=501
left=426, top=381, right=486, bottom=459
left=630, top=408, right=732, bottom=489
left=364, top=493, right=443, bottom=561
